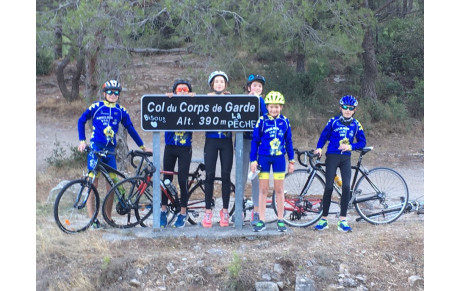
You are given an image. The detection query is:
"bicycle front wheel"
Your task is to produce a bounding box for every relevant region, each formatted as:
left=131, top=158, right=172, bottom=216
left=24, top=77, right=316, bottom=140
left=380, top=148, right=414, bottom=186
left=102, top=176, right=152, bottom=228
left=273, top=170, right=325, bottom=227
left=354, top=167, right=409, bottom=224
left=187, top=178, right=235, bottom=225
left=54, top=179, right=99, bottom=234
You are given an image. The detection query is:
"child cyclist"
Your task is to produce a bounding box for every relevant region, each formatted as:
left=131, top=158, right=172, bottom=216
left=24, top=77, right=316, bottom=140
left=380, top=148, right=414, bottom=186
left=241, top=74, right=268, bottom=226
left=249, top=91, right=295, bottom=232
left=202, top=71, right=233, bottom=228
left=313, top=95, right=366, bottom=232
left=160, top=79, right=195, bottom=228
left=77, top=80, right=151, bottom=228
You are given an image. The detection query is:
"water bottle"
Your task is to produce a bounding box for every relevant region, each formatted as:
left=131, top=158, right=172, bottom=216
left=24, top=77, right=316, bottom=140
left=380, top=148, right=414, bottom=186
left=334, top=175, right=342, bottom=187
left=248, top=166, right=261, bottom=181
left=164, top=179, right=178, bottom=197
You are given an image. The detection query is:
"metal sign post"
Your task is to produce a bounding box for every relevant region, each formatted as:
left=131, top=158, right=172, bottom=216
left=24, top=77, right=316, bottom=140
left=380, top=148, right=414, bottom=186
left=141, top=95, right=259, bottom=231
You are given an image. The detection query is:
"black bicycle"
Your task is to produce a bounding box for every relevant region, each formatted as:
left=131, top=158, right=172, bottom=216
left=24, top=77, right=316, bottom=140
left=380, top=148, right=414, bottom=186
left=53, top=148, right=151, bottom=234
left=272, top=147, right=409, bottom=227
left=102, top=157, right=236, bottom=228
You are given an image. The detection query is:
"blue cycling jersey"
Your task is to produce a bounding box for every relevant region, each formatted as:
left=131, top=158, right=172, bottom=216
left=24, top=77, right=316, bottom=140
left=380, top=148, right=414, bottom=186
left=250, top=114, right=295, bottom=162
left=78, top=100, right=144, bottom=148
left=164, top=131, right=193, bottom=146
left=316, top=115, right=366, bottom=155
left=244, top=95, right=268, bottom=140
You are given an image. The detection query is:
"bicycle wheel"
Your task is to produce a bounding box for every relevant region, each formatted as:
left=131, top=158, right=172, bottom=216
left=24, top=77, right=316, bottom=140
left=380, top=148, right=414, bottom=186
left=272, top=170, right=325, bottom=227
left=354, top=167, right=409, bottom=224
left=54, top=179, right=99, bottom=234
left=102, top=176, right=151, bottom=228
left=186, top=178, right=235, bottom=225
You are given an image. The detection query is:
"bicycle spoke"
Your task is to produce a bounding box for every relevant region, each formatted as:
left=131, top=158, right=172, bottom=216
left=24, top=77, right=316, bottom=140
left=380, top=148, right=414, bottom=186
left=354, top=167, right=409, bottom=224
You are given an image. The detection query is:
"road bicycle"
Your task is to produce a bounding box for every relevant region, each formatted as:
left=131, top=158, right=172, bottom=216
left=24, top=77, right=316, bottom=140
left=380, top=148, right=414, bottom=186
left=102, top=156, right=237, bottom=228
left=53, top=148, right=149, bottom=234
left=271, top=147, right=409, bottom=227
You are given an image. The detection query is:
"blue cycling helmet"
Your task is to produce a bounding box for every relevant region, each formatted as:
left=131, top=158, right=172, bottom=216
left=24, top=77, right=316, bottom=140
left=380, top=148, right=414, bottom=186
left=208, top=71, right=229, bottom=88
left=172, top=79, right=192, bottom=93
left=339, top=95, right=358, bottom=107
left=247, top=74, right=266, bottom=86
left=102, top=80, right=122, bottom=92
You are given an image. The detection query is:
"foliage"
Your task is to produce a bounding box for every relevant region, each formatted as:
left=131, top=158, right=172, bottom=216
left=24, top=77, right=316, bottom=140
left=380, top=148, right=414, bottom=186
left=46, top=140, right=86, bottom=168
left=36, top=50, right=53, bottom=76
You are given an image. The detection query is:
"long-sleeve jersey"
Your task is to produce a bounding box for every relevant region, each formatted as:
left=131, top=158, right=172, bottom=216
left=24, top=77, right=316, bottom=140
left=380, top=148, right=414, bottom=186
left=244, top=95, right=268, bottom=140
left=164, top=131, right=193, bottom=146
left=78, top=100, right=144, bottom=148
left=316, top=115, right=366, bottom=156
left=250, top=114, right=295, bottom=162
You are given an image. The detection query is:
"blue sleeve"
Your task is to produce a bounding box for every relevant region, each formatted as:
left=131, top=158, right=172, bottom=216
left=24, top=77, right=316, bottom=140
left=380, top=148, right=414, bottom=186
left=250, top=116, right=263, bottom=162
left=77, top=107, right=92, bottom=141
left=259, top=96, right=268, bottom=116
left=351, top=120, right=366, bottom=150
left=284, top=118, right=295, bottom=161
left=316, top=118, right=333, bottom=149
left=121, top=108, right=144, bottom=147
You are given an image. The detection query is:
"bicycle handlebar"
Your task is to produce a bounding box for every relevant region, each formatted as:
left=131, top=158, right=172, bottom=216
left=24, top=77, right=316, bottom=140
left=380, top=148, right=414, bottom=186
left=293, top=148, right=321, bottom=171
left=84, top=147, right=116, bottom=157
left=128, top=150, right=153, bottom=169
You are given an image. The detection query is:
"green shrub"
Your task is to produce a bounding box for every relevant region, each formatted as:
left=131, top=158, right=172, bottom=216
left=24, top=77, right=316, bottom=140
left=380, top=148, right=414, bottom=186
left=46, top=140, right=87, bottom=168
left=36, top=50, right=53, bottom=76
left=406, top=78, right=424, bottom=118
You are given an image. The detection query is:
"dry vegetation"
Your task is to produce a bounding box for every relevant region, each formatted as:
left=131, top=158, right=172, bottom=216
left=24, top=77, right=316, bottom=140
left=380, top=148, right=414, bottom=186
left=36, top=54, right=424, bottom=290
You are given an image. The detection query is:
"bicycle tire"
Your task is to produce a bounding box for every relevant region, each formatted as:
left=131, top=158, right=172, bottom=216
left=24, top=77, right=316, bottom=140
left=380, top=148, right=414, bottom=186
left=54, top=179, right=99, bottom=234
left=186, top=178, right=235, bottom=225
left=102, top=176, right=151, bottom=228
left=354, top=167, right=409, bottom=224
left=272, top=170, right=325, bottom=227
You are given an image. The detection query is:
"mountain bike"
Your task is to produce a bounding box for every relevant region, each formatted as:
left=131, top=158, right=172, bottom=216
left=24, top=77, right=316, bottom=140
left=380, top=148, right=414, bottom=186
left=53, top=148, right=149, bottom=234
left=102, top=157, right=236, bottom=228
left=272, top=147, right=409, bottom=227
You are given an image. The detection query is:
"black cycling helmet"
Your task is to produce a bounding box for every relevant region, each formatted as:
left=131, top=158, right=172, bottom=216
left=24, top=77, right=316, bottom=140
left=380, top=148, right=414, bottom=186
left=102, top=80, right=122, bottom=92
left=247, top=74, right=266, bottom=86
left=172, top=79, right=192, bottom=93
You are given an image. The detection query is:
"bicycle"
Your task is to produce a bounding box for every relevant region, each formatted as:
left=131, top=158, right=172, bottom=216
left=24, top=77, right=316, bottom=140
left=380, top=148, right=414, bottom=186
left=102, top=157, right=237, bottom=228
left=272, top=147, right=409, bottom=227
left=53, top=148, right=148, bottom=234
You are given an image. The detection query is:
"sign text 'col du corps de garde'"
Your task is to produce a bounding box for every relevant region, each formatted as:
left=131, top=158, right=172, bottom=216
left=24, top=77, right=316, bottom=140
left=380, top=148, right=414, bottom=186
left=141, top=95, right=260, bottom=131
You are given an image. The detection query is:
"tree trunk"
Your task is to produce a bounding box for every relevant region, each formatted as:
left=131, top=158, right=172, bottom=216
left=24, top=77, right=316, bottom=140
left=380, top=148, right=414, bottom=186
left=361, top=27, right=378, bottom=101
left=54, top=25, right=62, bottom=59
left=55, top=51, right=84, bottom=102
left=296, top=53, right=305, bottom=73
left=115, top=127, right=129, bottom=172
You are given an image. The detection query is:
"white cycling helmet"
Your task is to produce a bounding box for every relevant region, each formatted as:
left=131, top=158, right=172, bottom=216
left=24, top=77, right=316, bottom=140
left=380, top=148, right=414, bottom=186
left=207, top=71, right=229, bottom=88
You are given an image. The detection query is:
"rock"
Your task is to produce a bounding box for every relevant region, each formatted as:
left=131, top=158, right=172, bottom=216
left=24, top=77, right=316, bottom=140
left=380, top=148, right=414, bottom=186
left=166, top=262, right=175, bottom=274
left=295, top=275, right=316, bottom=291
left=255, top=281, right=279, bottom=291
left=262, top=273, right=272, bottom=281
left=408, top=275, right=424, bottom=287
left=129, top=278, right=141, bottom=287
left=274, top=263, right=284, bottom=274
left=47, top=180, right=70, bottom=202
left=207, top=248, right=226, bottom=256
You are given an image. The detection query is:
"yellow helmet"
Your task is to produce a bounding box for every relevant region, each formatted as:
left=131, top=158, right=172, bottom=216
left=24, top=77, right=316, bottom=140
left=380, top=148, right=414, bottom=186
left=264, top=91, right=285, bottom=105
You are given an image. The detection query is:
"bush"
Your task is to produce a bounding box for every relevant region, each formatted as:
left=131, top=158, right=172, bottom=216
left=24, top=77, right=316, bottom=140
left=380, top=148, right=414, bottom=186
left=46, top=140, right=86, bottom=168
left=36, top=50, right=53, bottom=76
left=406, top=78, right=424, bottom=118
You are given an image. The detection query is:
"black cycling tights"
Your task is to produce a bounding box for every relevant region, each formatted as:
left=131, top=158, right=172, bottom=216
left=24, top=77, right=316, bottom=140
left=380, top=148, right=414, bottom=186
left=162, top=145, right=192, bottom=208
left=204, top=138, right=233, bottom=209
left=322, top=153, right=351, bottom=217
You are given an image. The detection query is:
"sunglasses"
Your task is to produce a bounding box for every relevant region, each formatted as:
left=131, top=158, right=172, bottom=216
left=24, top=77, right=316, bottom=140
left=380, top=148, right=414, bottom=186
left=105, top=90, right=120, bottom=96
left=341, top=105, right=355, bottom=111
left=176, top=87, right=190, bottom=93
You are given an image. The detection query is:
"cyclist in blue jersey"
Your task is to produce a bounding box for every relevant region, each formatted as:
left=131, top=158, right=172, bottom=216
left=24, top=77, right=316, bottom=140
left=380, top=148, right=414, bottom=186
left=249, top=91, right=295, bottom=232
left=160, top=79, right=195, bottom=228
left=77, top=79, right=151, bottom=228
left=241, top=74, right=268, bottom=226
left=202, top=71, right=233, bottom=228
left=313, top=95, right=366, bottom=232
